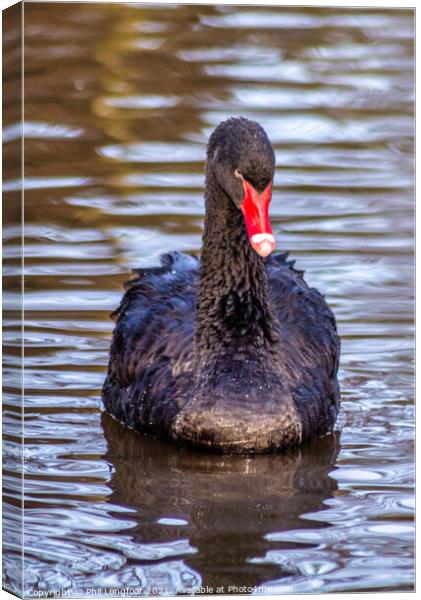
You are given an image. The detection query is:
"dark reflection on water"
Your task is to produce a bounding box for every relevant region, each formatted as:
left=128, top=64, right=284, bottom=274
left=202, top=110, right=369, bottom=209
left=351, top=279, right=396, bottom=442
left=102, top=415, right=340, bottom=593
left=2, top=2, right=414, bottom=596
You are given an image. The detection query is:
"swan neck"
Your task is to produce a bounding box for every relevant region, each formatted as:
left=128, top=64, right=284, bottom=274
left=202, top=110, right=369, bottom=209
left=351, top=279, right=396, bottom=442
left=195, top=171, right=280, bottom=365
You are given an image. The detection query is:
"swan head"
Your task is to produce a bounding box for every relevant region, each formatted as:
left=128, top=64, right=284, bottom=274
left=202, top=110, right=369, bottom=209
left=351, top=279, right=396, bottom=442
left=207, top=117, right=276, bottom=257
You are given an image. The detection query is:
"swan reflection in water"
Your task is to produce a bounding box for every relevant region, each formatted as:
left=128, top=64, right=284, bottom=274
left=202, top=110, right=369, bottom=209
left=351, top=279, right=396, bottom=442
left=101, top=413, right=341, bottom=593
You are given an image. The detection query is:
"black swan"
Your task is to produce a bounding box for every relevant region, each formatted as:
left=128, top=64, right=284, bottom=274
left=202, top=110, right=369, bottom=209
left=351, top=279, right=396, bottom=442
left=102, top=117, right=340, bottom=454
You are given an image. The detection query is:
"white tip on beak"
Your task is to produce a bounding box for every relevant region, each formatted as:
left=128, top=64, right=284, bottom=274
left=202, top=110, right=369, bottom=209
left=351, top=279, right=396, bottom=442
left=250, top=233, right=276, bottom=257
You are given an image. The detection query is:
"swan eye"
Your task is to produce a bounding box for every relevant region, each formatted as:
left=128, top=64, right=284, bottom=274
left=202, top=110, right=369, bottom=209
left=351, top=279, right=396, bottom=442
left=234, top=169, right=243, bottom=180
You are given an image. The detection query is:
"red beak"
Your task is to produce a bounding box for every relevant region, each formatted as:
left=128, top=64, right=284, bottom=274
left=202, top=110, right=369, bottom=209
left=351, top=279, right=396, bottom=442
left=240, top=179, right=275, bottom=257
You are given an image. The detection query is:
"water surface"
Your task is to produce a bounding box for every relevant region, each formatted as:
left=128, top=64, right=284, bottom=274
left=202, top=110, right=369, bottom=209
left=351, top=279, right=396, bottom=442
left=3, top=3, right=414, bottom=596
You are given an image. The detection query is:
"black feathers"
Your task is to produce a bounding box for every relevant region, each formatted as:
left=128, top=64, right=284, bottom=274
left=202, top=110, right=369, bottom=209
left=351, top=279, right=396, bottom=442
left=102, top=118, right=340, bottom=454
